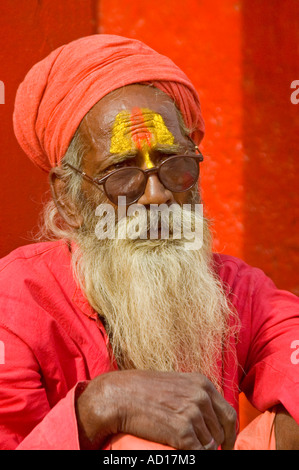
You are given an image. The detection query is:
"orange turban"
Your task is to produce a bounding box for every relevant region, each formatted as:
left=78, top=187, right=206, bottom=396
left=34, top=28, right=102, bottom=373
left=13, top=34, right=205, bottom=172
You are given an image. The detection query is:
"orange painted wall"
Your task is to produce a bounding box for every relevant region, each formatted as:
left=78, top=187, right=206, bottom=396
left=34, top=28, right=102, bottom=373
left=1, top=0, right=298, bottom=430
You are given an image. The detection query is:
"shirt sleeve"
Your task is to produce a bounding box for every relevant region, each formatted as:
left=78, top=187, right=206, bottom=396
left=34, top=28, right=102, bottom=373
left=0, top=325, right=85, bottom=450
left=238, top=269, right=299, bottom=424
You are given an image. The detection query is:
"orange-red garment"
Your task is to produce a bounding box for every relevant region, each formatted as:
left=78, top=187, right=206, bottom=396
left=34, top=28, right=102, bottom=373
left=234, top=409, right=276, bottom=450
left=104, top=410, right=276, bottom=450
left=105, top=434, right=175, bottom=451
left=0, top=241, right=298, bottom=449
left=13, top=35, right=205, bottom=173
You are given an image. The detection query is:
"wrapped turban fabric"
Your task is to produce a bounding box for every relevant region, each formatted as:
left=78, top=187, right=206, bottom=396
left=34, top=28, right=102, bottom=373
left=13, top=34, right=205, bottom=172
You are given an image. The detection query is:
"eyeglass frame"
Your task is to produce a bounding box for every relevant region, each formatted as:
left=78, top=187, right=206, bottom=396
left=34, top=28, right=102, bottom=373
left=63, top=144, right=204, bottom=206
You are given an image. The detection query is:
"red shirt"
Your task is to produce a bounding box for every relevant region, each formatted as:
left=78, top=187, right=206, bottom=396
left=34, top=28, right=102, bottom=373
left=0, top=240, right=298, bottom=450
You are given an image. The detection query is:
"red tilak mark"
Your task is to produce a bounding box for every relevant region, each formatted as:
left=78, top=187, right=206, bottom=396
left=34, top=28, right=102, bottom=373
left=130, top=107, right=153, bottom=149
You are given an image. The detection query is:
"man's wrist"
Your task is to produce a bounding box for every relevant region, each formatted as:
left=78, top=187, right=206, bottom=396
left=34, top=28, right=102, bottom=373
left=75, top=373, right=122, bottom=450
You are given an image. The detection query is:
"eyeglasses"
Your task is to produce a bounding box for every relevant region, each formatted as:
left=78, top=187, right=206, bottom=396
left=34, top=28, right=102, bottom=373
left=64, top=148, right=204, bottom=206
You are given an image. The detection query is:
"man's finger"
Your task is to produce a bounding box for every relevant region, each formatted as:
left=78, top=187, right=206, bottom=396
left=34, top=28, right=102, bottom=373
left=217, top=406, right=237, bottom=450
left=192, top=412, right=216, bottom=449
left=199, top=397, right=225, bottom=446
left=208, top=389, right=237, bottom=450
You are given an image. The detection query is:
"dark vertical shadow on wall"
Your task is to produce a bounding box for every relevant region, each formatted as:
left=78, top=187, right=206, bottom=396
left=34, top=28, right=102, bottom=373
left=242, top=0, right=299, bottom=294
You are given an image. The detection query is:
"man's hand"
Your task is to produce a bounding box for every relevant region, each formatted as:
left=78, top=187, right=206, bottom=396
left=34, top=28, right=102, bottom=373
left=75, top=370, right=237, bottom=450
left=275, top=405, right=299, bottom=450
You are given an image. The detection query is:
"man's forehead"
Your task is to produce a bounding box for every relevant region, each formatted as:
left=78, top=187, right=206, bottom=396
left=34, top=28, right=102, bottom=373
left=80, top=84, right=183, bottom=145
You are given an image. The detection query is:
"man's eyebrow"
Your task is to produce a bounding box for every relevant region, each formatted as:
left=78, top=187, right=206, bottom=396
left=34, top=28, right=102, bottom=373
left=104, top=149, right=138, bottom=166
left=92, top=150, right=137, bottom=174
left=153, top=143, right=185, bottom=154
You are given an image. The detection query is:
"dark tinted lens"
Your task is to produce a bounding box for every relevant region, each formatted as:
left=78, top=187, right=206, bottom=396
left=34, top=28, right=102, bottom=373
left=159, top=156, right=199, bottom=192
left=104, top=168, right=146, bottom=205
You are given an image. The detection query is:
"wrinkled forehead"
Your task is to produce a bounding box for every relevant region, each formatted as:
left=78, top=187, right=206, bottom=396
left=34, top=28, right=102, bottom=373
left=79, top=84, right=186, bottom=148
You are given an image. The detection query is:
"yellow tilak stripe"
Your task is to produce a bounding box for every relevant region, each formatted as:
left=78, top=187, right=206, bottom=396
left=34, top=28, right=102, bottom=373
left=143, top=145, right=154, bottom=168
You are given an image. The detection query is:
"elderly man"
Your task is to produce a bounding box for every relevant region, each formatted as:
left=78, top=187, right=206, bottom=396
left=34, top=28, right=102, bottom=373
left=0, top=35, right=298, bottom=451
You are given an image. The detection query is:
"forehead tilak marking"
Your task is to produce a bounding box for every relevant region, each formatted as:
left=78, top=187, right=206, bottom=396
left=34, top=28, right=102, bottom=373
left=110, top=107, right=175, bottom=168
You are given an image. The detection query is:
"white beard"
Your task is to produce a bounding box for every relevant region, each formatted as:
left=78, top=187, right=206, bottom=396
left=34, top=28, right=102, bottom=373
left=71, top=203, right=234, bottom=392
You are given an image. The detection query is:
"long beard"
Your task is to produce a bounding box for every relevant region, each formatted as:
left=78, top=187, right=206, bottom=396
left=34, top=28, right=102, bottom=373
left=71, top=202, right=234, bottom=391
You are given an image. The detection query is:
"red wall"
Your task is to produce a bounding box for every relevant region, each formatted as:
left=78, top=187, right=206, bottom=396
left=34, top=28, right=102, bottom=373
left=1, top=0, right=298, bottom=429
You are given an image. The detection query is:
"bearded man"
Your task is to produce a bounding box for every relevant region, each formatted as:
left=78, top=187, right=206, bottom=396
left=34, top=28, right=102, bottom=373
left=0, top=35, right=298, bottom=451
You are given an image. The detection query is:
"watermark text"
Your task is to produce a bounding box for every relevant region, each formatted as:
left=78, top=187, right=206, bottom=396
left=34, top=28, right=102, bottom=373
left=0, top=81, right=4, bottom=104
left=290, top=340, right=299, bottom=365
left=0, top=340, right=5, bottom=364
left=290, top=80, right=299, bottom=105
left=95, top=198, right=204, bottom=250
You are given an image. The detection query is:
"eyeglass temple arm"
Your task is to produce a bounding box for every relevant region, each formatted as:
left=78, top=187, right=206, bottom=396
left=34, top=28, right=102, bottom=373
left=64, top=162, right=96, bottom=183
left=186, top=135, right=204, bottom=157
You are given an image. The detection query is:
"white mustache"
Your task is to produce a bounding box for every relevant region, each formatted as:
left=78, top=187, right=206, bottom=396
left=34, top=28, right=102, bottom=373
left=95, top=203, right=204, bottom=250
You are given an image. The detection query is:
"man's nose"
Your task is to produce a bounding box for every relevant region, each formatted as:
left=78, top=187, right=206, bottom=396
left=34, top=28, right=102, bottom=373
left=137, top=173, right=175, bottom=206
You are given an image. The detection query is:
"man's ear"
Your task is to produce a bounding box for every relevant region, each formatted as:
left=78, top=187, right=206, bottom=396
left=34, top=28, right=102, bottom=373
left=49, top=167, right=83, bottom=229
